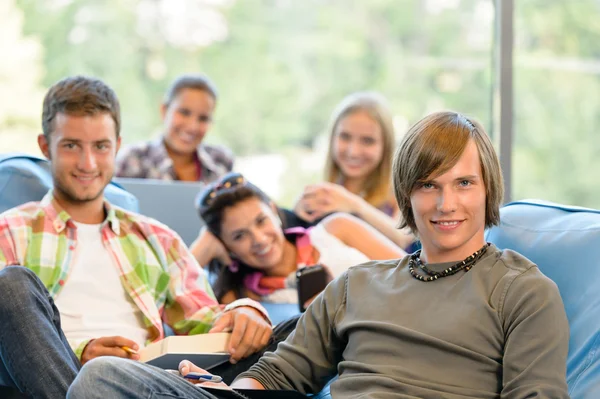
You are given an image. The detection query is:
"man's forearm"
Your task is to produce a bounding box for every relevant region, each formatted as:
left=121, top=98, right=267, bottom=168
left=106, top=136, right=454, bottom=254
left=231, top=377, right=266, bottom=390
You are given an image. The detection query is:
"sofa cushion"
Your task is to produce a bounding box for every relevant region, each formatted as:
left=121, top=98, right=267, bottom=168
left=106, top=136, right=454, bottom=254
left=486, top=199, right=600, bottom=398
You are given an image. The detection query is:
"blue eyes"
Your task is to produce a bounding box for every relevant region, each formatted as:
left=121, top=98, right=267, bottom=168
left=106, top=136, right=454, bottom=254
left=420, top=180, right=473, bottom=190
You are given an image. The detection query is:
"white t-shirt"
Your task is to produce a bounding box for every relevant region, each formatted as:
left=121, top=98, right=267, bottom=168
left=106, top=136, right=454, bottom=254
left=308, top=223, right=370, bottom=277
left=54, top=221, right=149, bottom=350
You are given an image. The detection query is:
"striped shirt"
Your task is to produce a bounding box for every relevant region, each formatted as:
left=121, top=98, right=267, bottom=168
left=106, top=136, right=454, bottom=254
left=0, top=191, right=265, bottom=359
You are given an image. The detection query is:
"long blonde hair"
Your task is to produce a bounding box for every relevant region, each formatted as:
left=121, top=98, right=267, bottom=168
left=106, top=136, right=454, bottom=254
left=324, top=92, right=396, bottom=207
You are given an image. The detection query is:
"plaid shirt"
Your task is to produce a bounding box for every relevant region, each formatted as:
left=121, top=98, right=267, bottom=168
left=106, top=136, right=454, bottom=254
left=0, top=192, right=267, bottom=359
left=115, top=138, right=234, bottom=183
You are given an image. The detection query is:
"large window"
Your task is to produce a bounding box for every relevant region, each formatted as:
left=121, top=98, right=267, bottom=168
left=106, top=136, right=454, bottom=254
left=20, top=1, right=600, bottom=208
left=512, top=0, right=600, bottom=208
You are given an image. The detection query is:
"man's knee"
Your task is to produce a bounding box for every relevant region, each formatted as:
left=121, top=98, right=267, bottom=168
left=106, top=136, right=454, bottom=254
left=0, top=267, right=43, bottom=310
left=0, top=266, right=40, bottom=289
left=67, top=357, right=129, bottom=398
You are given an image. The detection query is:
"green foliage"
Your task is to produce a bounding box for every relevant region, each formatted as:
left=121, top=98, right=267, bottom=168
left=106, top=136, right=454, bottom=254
left=14, top=0, right=493, bottom=151
left=5, top=0, right=600, bottom=207
left=512, top=1, right=600, bottom=206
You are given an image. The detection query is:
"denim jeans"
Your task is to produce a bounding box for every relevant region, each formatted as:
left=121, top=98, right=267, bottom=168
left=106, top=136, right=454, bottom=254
left=67, top=314, right=301, bottom=398
left=0, top=266, right=81, bottom=398
left=67, top=358, right=221, bottom=398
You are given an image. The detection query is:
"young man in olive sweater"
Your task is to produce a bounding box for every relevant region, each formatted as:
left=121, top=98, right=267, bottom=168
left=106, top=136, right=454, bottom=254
left=68, top=111, right=569, bottom=399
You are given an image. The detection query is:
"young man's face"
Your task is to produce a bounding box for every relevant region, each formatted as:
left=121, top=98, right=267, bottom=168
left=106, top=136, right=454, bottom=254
left=38, top=112, right=121, bottom=208
left=410, top=139, right=487, bottom=263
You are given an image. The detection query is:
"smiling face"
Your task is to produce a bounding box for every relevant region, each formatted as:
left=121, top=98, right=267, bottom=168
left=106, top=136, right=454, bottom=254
left=410, top=139, right=487, bottom=263
left=219, top=197, right=287, bottom=272
left=38, top=112, right=121, bottom=212
left=332, top=110, right=385, bottom=182
left=162, top=88, right=215, bottom=155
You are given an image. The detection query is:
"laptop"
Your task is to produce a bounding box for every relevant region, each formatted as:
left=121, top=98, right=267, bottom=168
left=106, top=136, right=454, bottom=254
left=114, top=177, right=205, bottom=246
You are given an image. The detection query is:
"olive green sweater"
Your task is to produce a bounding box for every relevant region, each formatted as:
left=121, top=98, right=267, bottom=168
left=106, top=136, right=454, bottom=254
left=236, top=245, right=570, bottom=398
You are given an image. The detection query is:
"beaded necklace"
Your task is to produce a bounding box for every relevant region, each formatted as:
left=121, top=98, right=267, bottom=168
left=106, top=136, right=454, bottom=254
left=408, top=243, right=490, bottom=282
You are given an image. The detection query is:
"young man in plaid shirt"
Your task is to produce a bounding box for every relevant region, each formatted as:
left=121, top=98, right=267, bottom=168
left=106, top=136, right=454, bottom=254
left=0, top=76, right=272, bottom=399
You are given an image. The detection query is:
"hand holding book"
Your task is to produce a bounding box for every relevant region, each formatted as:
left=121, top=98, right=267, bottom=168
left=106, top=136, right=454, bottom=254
left=137, top=304, right=273, bottom=370
left=209, top=306, right=273, bottom=364
left=139, top=332, right=232, bottom=370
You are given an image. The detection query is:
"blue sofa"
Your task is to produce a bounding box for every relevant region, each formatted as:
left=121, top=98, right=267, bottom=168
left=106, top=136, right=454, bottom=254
left=1, top=153, right=599, bottom=397
left=486, top=199, right=600, bottom=399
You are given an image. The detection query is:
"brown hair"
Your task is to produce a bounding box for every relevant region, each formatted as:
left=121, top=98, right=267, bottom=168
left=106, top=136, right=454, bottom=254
left=163, top=74, right=218, bottom=107
left=392, top=111, right=504, bottom=234
left=42, top=76, right=121, bottom=139
left=324, top=92, right=396, bottom=207
left=197, top=173, right=273, bottom=238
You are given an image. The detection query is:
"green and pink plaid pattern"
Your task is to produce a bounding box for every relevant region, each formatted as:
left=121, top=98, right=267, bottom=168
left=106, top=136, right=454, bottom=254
left=0, top=191, right=222, bottom=358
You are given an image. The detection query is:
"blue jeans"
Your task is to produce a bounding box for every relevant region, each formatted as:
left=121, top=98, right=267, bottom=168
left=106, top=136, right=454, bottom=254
left=0, top=266, right=81, bottom=398
left=67, top=357, right=221, bottom=398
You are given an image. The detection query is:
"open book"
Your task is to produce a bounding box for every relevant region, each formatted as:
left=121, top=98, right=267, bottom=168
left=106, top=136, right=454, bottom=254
left=139, top=332, right=231, bottom=370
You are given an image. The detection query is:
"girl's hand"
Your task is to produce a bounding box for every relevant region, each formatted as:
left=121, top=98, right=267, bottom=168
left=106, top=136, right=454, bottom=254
left=205, top=230, right=233, bottom=266
left=295, top=182, right=360, bottom=222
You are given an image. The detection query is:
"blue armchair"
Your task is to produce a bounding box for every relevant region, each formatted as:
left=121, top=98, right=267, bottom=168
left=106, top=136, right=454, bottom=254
left=486, top=199, right=600, bottom=399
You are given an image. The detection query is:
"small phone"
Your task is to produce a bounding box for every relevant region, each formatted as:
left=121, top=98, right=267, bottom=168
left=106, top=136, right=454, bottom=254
left=296, top=265, right=329, bottom=312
